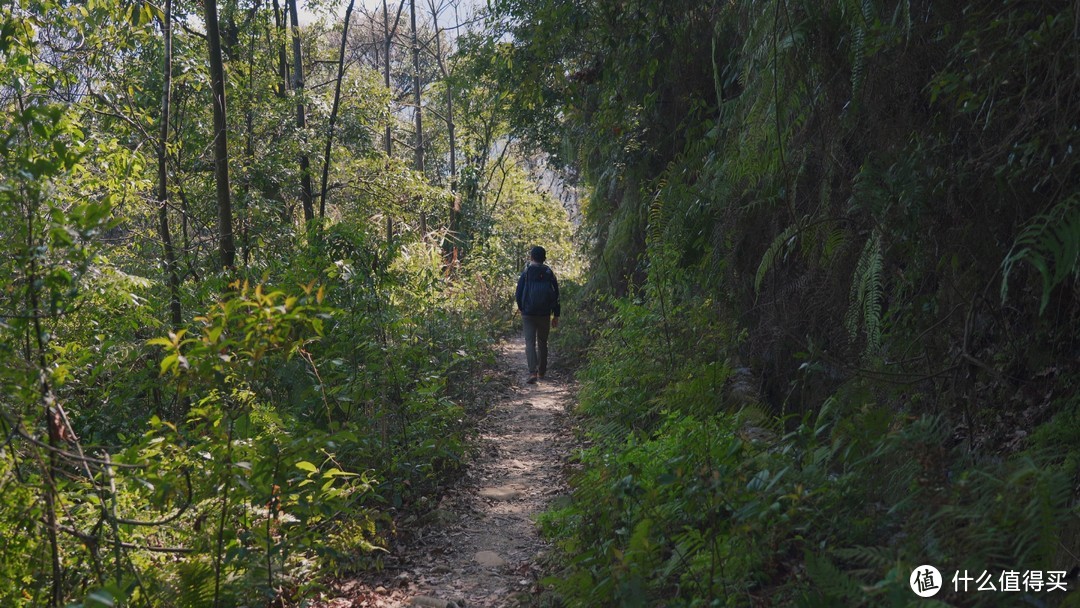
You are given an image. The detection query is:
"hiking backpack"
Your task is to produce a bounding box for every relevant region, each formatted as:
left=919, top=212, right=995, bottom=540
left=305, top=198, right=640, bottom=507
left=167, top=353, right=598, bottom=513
left=523, top=265, right=557, bottom=314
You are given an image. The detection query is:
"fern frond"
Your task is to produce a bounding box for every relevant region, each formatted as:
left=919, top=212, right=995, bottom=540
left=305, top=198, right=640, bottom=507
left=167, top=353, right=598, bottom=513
left=1001, top=193, right=1080, bottom=314
left=646, top=182, right=669, bottom=247
left=833, top=545, right=897, bottom=572
left=172, top=558, right=217, bottom=608
left=755, top=223, right=799, bottom=293
left=842, top=0, right=873, bottom=105
left=820, top=227, right=848, bottom=266
left=845, top=231, right=884, bottom=356
left=892, top=0, right=913, bottom=41
left=804, top=551, right=867, bottom=604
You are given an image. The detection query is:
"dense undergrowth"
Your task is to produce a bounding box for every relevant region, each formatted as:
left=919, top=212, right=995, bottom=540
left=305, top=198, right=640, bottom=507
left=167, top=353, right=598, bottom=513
left=547, top=277, right=1077, bottom=606
left=0, top=1, right=579, bottom=605
left=476, top=0, right=1080, bottom=606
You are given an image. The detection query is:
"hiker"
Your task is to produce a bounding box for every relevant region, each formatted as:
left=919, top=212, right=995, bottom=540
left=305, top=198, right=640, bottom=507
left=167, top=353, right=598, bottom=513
left=515, top=245, right=560, bottom=384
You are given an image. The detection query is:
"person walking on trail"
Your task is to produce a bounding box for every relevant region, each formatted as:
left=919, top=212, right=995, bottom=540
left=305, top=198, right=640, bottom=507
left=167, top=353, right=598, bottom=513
left=516, top=245, right=560, bottom=384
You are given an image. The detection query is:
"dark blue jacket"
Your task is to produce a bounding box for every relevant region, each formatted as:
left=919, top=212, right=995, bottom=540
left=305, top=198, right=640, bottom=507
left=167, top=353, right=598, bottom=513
left=516, top=263, right=560, bottom=317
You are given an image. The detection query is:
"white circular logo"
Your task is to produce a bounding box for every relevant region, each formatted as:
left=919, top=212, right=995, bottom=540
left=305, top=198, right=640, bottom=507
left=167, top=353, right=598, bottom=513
left=910, top=565, right=943, bottom=597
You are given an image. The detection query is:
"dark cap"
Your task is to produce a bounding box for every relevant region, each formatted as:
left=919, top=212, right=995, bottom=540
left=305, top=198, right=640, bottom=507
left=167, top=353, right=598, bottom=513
left=529, top=246, right=547, bottom=263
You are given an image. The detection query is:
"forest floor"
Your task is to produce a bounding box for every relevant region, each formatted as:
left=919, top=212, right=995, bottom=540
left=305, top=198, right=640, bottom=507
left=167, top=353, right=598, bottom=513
left=315, top=336, right=575, bottom=608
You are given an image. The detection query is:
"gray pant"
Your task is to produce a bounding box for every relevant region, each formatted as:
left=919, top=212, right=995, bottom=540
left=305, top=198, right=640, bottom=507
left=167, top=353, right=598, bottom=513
left=522, top=315, right=551, bottom=375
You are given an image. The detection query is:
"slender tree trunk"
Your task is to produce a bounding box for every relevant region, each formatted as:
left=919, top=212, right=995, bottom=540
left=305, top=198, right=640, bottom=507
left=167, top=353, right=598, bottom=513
left=288, top=0, right=315, bottom=223
left=204, top=0, right=236, bottom=269
left=383, top=0, right=395, bottom=240
left=427, top=0, right=454, bottom=186
left=240, top=0, right=260, bottom=267
left=410, top=0, right=426, bottom=236
left=272, top=0, right=289, bottom=98
left=370, top=8, right=380, bottom=71
left=410, top=0, right=423, bottom=175
left=428, top=0, right=458, bottom=262
left=446, top=84, right=458, bottom=259
left=159, top=0, right=181, bottom=327
left=319, top=0, right=355, bottom=217
left=447, top=91, right=455, bottom=187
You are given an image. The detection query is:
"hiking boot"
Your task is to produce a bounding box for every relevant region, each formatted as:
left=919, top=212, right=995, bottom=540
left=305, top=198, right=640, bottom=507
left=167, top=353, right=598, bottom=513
left=526, top=373, right=538, bottom=384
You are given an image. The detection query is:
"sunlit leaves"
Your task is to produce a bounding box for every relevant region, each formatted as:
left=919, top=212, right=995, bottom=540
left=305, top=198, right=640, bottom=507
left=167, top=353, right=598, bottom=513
left=148, top=280, right=328, bottom=379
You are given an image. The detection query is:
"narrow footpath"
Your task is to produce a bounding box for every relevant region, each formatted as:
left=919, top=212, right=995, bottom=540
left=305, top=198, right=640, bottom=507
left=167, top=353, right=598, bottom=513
left=318, top=337, right=574, bottom=608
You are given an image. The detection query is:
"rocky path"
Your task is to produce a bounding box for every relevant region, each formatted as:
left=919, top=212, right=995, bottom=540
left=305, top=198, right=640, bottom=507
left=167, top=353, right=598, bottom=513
left=316, top=337, right=573, bottom=608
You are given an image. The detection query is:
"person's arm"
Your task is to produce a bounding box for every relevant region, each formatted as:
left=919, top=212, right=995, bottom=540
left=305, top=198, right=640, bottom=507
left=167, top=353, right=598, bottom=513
left=515, top=272, right=525, bottom=312
left=551, top=270, right=560, bottom=327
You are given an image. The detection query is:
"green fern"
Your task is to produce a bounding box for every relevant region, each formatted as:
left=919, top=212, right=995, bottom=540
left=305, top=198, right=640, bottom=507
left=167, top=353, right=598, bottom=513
left=170, top=558, right=217, bottom=608
left=833, top=544, right=898, bottom=574
left=755, top=222, right=799, bottom=293
left=646, top=181, right=669, bottom=247
left=804, top=551, right=867, bottom=604
left=1001, top=193, right=1080, bottom=314
left=891, top=0, right=913, bottom=41
left=842, top=0, right=874, bottom=106
left=819, top=226, right=848, bottom=266
left=845, top=231, right=884, bottom=356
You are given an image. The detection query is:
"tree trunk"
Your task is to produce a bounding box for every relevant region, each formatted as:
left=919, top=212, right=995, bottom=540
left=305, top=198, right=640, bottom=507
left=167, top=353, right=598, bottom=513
left=383, top=0, right=397, bottom=158
left=239, top=1, right=261, bottom=266
left=427, top=0, right=454, bottom=187
left=159, top=0, right=181, bottom=327
left=370, top=8, right=380, bottom=71
left=272, top=0, right=289, bottom=97
left=288, top=0, right=315, bottom=223
left=383, top=0, right=396, bottom=241
left=410, top=0, right=423, bottom=176
left=204, top=0, right=236, bottom=269
left=410, top=0, right=426, bottom=237
left=428, top=0, right=458, bottom=263
left=319, top=0, right=355, bottom=218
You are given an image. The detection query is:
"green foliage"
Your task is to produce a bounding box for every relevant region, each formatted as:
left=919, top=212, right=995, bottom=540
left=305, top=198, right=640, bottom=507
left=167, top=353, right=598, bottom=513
left=0, top=0, right=578, bottom=602
left=1001, top=194, right=1080, bottom=314
left=489, top=0, right=1080, bottom=605
left=545, top=296, right=1078, bottom=604
left=844, top=231, right=884, bottom=357
left=756, top=223, right=799, bottom=294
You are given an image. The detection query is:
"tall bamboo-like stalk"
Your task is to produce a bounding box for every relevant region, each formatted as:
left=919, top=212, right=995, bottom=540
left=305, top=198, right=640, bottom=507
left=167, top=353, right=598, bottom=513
left=203, top=0, right=236, bottom=269
left=428, top=0, right=458, bottom=262
left=382, top=0, right=403, bottom=240
left=319, top=0, right=356, bottom=217
left=158, top=0, right=181, bottom=327
left=272, top=0, right=289, bottom=98
left=410, top=0, right=423, bottom=175
left=410, top=0, right=426, bottom=235
left=288, top=0, right=315, bottom=223
left=240, top=0, right=262, bottom=266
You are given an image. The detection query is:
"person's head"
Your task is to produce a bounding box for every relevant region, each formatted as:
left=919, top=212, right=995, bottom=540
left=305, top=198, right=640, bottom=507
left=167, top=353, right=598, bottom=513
left=529, top=245, right=547, bottom=264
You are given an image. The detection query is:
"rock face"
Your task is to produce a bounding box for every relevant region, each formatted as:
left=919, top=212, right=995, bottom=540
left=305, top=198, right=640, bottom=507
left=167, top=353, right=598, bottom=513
left=473, top=550, right=507, bottom=568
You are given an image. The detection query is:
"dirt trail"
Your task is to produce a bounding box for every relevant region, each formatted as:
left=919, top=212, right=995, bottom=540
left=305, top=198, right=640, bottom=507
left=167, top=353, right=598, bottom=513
left=318, top=337, right=573, bottom=608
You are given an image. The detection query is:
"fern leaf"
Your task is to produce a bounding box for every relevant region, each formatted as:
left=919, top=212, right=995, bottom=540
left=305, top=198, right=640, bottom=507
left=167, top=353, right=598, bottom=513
left=845, top=231, right=884, bottom=356
left=820, top=226, right=848, bottom=266
left=1001, top=194, right=1080, bottom=313
left=646, top=185, right=668, bottom=246
left=892, top=0, right=913, bottom=41
left=755, top=223, right=799, bottom=293
left=844, top=0, right=873, bottom=105
left=804, top=551, right=867, bottom=603
left=833, top=545, right=897, bottom=572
